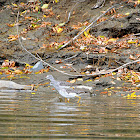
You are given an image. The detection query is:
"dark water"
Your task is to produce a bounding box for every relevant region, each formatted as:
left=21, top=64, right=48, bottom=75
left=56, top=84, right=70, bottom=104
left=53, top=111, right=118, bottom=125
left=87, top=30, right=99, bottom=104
left=0, top=90, right=140, bottom=139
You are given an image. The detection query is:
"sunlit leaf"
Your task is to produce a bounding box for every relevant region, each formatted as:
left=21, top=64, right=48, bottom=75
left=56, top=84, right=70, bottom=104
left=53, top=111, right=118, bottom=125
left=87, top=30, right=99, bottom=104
left=107, top=38, right=117, bottom=42
left=12, top=3, right=18, bottom=7
left=86, top=79, right=92, bottom=82
left=55, top=60, right=62, bottom=64
left=125, top=12, right=130, bottom=16
left=110, top=87, right=115, bottom=90
left=128, top=40, right=137, bottom=44
left=20, top=10, right=26, bottom=16
left=41, top=4, right=49, bottom=9
left=8, top=35, right=18, bottom=42
left=129, top=55, right=136, bottom=60
left=77, top=78, right=83, bottom=81
left=44, top=68, right=49, bottom=72
left=128, top=92, right=137, bottom=98
left=112, top=72, right=116, bottom=75
left=14, top=70, right=23, bottom=74
left=84, top=29, right=90, bottom=37
left=6, top=23, right=15, bottom=27
left=55, top=0, right=59, bottom=3
left=99, top=35, right=105, bottom=38
left=35, top=6, right=39, bottom=11
left=69, top=79, right=76, bottom=83
left=25, top=63, right=33, bottom=68
left=56, top=27, right=63, bottom=33
left=58, top=22, right=65, bottom=27
left=7, top=75, right=16, bottom=79
left=20, top=76, right=30, bottom=79
left=100, top=91, right=108, bottom=94
left=80, top=45, right=87, bottom=51
left=1, top=67, right=9, bottom=69
left=117, top=77, right=121, bottom=81
left=43, top=15, right=47, bottom=18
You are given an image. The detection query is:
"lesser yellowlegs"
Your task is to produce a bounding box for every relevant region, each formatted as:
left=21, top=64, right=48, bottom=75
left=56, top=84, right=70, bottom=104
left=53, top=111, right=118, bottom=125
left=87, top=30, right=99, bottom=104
left=46, top=75, right=93, bottom=91
left=50, top=81, right=87, bottom=103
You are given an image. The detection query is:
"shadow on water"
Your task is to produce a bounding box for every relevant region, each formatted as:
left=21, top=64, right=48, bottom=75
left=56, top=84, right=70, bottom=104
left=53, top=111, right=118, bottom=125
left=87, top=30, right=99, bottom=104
left=0, top=90, right=140, bottom=139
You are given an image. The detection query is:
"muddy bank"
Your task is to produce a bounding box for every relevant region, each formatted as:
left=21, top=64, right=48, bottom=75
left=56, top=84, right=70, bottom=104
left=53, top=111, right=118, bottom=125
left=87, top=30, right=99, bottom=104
left=0, top=0, right=139, bottom=97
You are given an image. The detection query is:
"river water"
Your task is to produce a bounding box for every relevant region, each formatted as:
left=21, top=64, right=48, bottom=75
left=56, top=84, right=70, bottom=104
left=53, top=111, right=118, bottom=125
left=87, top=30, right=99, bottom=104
left=0, top=90, right=140, bottom=139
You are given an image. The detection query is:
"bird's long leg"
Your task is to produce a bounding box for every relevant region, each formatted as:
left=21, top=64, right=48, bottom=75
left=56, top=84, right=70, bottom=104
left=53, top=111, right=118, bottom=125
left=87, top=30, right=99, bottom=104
left=65, top=98, right=67, bottom=103
left=75, top=96, right=81, bottom=103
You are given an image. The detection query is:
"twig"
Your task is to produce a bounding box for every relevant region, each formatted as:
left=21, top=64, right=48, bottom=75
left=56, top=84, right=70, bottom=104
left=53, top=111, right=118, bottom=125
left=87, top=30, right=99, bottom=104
left=16, top=12, right=84, bottom=77
left=91, top=0, right=106, bottom=9
left=63, top=52, right=81, bottom=61
left=89, top=59, right=140, bottom=76
left=65, top=1, right=79, bottom=24
left=58, top=2, right=126, bottom=50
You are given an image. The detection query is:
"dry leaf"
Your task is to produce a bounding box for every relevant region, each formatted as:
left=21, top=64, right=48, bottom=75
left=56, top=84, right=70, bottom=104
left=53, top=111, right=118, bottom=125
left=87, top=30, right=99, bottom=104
left=129, top=55, right=136, bottom=60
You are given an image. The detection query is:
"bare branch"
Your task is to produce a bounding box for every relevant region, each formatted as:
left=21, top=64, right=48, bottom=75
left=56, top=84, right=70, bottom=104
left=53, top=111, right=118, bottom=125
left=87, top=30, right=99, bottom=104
left=58, top=1, right=127, bottom=50
left=16, top=12, right=84, bottom=77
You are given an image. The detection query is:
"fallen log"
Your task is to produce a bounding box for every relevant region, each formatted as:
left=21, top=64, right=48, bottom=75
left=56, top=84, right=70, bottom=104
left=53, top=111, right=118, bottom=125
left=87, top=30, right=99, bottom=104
left=0, top=80, right=31, bottom=90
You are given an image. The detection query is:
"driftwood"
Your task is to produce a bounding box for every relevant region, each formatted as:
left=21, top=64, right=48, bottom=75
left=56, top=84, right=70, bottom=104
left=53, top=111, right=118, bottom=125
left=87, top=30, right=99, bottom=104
left=0, top=80, right=31, bottom=90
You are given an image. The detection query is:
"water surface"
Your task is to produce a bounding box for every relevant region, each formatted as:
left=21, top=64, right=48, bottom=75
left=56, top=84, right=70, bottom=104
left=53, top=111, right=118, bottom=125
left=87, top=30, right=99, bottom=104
left=0, top=90, right=140, bottom=139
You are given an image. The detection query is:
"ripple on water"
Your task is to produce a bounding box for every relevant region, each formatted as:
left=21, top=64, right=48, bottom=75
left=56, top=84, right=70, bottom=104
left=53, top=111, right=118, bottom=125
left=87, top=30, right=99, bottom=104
left=0, top=91, right=140, bottom=139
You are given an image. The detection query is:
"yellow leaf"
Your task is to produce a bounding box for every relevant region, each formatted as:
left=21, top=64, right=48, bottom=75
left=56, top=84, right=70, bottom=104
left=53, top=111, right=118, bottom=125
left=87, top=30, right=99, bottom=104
left=69, top=79, right=76, bottom=83
left=77, top=78, right=83, bottom=81
left=110, top=87, right=115, bottom=90
left=20, top=2, right=25, bottom=5
left=7, top=75, right=15, bottom=79
left=127, top=92, right=137, bottom=99
left=86, top=79, right=92, bottom=82
left=20, top=10, right=26, bottom=15
left=99, top=35, right=105, bottom=38
left=0, top=72, right=2, bottom=75
left=35, top=71, right=40, bottom=74
left=131, top=92, right=136, bottom=98
left=43, top=15, right=47, bottom=18
left=126, top=94, right=131, bottom=98
left=41, top=4, right=49, bottom=9
left=44, top=69, right=49, bottom=72
left=8, top=35, right=18, bottom=41
left=31, top=92, right=36, bottom=94
left=7, top=23, right=15, bottom=27
left=112, top=72, right=116, bottom=75
left=20, top=76, right=30, bottom=79
left=14, top=70, right=23, bottom=74
left=55, top=0, right=59, bottom=3
left=128, top=40, right=137, bottom=44
left=58, top=22, right=65, bottom=27
left=12, top=3, right=18, bottom=7
left=84, top=29, right=90, bottom=37
left=108, top=38, right=117, bottom=42
left=1, top=77, right=5, bottom=79
left=117, top=77, right=121, bottom=81
left=80, top=45, right=87, bottom=51
left=125, top=12, right=130, bottom=16
left=9, top=38, right=17, bottom=42
left=57, top=27, right=63, bottom=33
left=35, top=6, right=39, bottom=11
left=25, top=63, right=33, bottom=68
